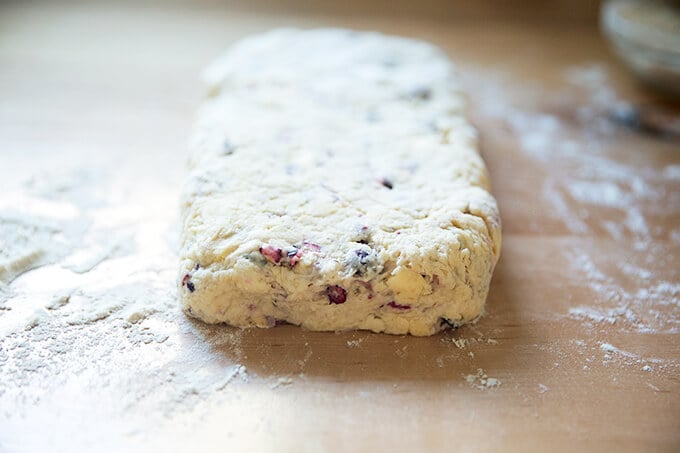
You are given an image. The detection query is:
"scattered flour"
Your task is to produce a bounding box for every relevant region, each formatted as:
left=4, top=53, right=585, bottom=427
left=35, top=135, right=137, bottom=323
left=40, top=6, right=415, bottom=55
left=468, top=65, right=677, bottom=372
left=598, top=342, right=670, bottom=371
left=464, top=368, right=501, bottom=390
left=0, top=168, right=260, bottom=450
left=0, top=213, right=74, bottom=284
left=270, top=376, right=293, bottom=389
left=565, top=248, right=679, bottom=333
left=445, top=334, right=499, bottom=350
left=600, top=342, right=637, bottom=359
left=568, top=306, right=619, bottom=325
left=452, top=337, right=469, bottom=349
left=468, top=63, right=670, bottom=248
left=346, top=338, right=364, bottom=348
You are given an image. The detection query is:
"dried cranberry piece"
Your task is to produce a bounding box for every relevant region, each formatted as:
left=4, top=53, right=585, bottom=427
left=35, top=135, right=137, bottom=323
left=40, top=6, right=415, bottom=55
left=182, top=273, right=196, bottom=292
left=326, top=285, right=347, bottom=304
left=378, top=177, right=393, bottom=189
left=259, top=245, right=283, bottom=264
left=387, top=301, right=411, bottom=310
left=302, top=241, right=321, bottom=251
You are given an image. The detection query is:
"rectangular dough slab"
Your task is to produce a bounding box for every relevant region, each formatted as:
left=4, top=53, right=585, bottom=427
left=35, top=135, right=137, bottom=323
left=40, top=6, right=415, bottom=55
left=179, top=28, right=501, bottom=336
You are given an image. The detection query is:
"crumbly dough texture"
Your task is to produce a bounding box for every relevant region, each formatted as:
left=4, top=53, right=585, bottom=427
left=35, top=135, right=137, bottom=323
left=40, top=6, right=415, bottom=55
left=179, top=28, right=501, bottom=336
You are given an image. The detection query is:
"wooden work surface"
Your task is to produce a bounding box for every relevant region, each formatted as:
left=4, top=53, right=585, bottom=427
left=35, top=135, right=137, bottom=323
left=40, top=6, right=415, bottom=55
left=1, top=1, right=678, bottom=452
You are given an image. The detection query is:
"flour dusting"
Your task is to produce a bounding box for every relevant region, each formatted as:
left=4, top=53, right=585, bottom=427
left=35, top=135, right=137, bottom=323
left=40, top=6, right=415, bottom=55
left=467, top=63, right=679, bottom=337
left=465, top=368, right=501, bottom=390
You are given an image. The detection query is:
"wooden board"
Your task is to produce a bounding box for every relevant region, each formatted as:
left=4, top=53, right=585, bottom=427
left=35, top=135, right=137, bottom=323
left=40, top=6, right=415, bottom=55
left=0, top=1, right=678, bottom=452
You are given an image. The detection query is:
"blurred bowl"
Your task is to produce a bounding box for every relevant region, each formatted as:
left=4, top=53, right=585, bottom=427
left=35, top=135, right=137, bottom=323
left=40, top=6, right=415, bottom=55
left=601, top=0, right=680, bottom=97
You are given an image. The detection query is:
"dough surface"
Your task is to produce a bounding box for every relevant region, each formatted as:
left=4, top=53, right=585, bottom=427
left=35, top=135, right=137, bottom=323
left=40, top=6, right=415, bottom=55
left=179, top=28, right=501, bottom=336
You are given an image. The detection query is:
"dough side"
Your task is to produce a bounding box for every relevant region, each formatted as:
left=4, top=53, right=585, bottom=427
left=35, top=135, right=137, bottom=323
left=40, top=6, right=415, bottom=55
left=179, top=28, right=501, bottom=336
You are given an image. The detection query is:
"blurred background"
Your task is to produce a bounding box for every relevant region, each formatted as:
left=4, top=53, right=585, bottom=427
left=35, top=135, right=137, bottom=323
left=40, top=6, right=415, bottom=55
left=160, top=0, right=602, bottom=22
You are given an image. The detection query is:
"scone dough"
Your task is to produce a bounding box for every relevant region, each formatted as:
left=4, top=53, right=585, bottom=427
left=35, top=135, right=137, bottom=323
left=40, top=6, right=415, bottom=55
left=179, top=28, right=501, bottom=336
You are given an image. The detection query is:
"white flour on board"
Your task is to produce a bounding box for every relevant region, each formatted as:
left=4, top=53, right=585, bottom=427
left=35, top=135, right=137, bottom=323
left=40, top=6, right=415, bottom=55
left=464, top=368, right=501, bottom=390
left=466, top=63, right=679, bottom=336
